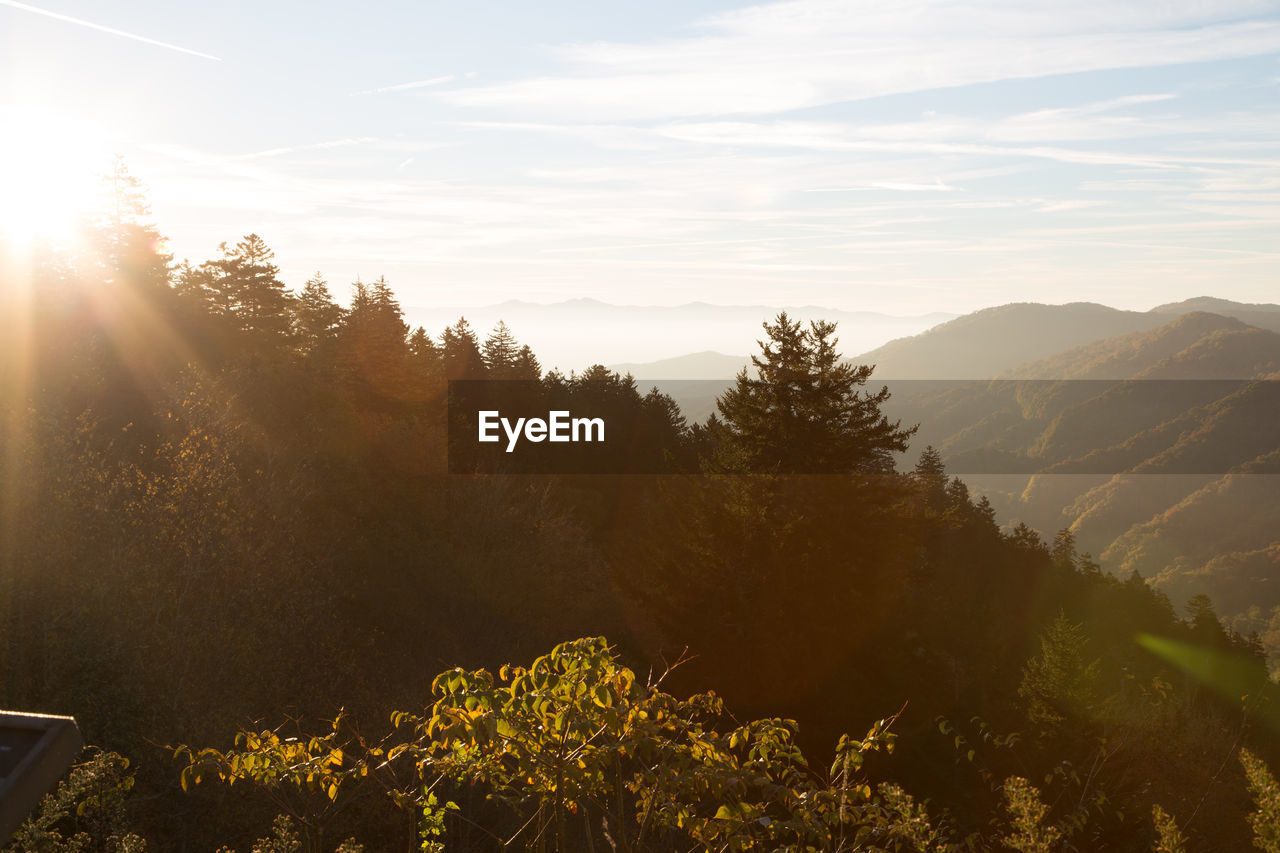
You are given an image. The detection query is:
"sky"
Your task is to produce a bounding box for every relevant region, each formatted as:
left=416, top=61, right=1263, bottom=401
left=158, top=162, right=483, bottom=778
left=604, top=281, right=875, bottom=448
left=1, top=0, right=1278, bottom=315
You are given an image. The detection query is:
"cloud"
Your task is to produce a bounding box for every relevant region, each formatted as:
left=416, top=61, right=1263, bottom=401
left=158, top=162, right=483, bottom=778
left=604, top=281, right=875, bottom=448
left=434, top=0, right=1280, bottom=120
left=0, top=0, right=219, bottom=60
left=652, top=120, right=1280, bottom=171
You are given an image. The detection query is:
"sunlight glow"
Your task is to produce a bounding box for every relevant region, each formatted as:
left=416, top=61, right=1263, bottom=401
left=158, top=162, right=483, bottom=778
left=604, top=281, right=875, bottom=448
left=0, top=102, right=115, bottom=248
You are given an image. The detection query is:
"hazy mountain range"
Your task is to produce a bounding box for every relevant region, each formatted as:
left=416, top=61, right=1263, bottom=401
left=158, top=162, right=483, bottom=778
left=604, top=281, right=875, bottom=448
left=403, top=298, right=954, bottom=373
left=865, top=303, right=1280, bottom=661
left=612, top=297, right=1280, bottom=380
left=604, top=296, right=1280, bottom=656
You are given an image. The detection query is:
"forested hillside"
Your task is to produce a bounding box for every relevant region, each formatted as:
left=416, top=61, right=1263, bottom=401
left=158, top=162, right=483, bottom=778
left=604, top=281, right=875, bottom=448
left=868, top=313, right=1280, bottom=674
left=2, top=197, right=1278, bottom=851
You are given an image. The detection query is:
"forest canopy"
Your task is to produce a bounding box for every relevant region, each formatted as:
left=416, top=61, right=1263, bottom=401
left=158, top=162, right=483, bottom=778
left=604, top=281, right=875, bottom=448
left=1, top=191, right=1277, bottom=851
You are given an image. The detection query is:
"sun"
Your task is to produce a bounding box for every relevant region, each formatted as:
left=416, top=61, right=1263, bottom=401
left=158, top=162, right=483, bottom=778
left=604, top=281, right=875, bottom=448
left=0, top=102, right=116, bottom=249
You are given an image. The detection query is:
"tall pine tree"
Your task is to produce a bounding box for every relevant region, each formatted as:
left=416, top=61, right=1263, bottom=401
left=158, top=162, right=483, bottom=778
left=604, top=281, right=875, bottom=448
left=713, top=312, right=915, bottom=474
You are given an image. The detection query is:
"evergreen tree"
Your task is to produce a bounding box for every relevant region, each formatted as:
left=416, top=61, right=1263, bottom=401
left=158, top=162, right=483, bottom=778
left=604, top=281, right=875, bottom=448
left=1051, top=527, right=1078, bottom=572
left=338, top=276, right=409, bottom=393
left=292, top=273, right=343, bottom=355
left=94, top=157, right=172, bottom=294
left=913, top=446, right=948, bottom=512
left=1018, top=610, right=1101, bottom=734
left=209, top=234, right=293, bottom=344
left=174, top=260, right=218, bottom=308
left=408, top=326, right=442, bottom=381
left=713, top=313, right=915, bottom=473
left=1185, top=593, right=1229, bottom=647
left=441, top=317, right=486, bottom=380
left=1009, top=522, right=1048, bottom=555
left=513, top=344, right=541, bottom=381
left=482, top=321, right=521, bottom=378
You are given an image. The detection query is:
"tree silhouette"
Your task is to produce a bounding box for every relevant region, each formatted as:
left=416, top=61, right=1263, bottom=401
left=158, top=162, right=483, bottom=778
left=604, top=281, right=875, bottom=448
left=292, top=273, right=343, bottom=356
left=514, top=344, right=541, bottom=381
left=713, top=312, right=915, bottom=473
left=339, top=276, right=409, bottom=394
left=482, top=321, right=522, bottom=378
left=208, top=234, right=293, bottom=345
left=441, top=317, right=486, bottom=380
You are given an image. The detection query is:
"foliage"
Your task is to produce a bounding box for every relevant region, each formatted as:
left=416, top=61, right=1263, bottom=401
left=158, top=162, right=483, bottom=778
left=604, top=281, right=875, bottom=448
left=1000, top=776, right=1063, bottom=853
left=2, top=750, right=147, bottom=853
left=1018, top=611, right=1101, bottom=735
left=173, top=717, right=371, bottom=853
left=1243, top=748, right=1280, bottom=853
left=177, top=637, right=920, bottom=852
left=1150, top=804, right=1187, bottom=853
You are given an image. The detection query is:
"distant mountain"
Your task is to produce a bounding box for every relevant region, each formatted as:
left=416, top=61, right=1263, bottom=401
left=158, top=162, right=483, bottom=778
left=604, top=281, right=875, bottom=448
left=1151, top=297, right=1280, bottom=333
left=850, top=297, right=1280, bottom=379
left=852, top=303, right=1164, bottom=379
left=607, top=351, right=749, bottom=380
left=1001, top=312, right=1264, bottom=379
left=1106, top=450, right=1280, bottom=600
left=887, top=310, right=1280, bottom=664
left=885, top=312, right=1280, bottom=475
left=402, top=298, right=954, bottom=373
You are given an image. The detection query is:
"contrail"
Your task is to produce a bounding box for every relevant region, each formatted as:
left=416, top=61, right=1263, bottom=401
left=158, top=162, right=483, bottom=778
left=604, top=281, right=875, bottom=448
left=354, top=75, right=454, bottom=95
left=0, top=0, right=220, bottom=60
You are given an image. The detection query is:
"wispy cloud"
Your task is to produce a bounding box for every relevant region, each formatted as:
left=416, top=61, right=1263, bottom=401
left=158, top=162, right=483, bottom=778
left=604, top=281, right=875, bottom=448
left=435, top=1, right=1280, bottom=120
left=354, top=75, right=454, bottom=95
left=114, top=0, right=1280, bottom=314
left=653, top=120, right=1280, bottom=171
left=0, top=0, right=219, bottom=60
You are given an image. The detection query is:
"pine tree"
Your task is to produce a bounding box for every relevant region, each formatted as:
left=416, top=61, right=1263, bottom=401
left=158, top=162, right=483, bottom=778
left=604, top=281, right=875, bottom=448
left=482, top=321, right=522, bottom=378
left=513, top=345, right=541, bottom=381
left=94, top=157, right=172, bottom=293
left=713, top=313, right=915, bottom=473
left=441, top=318, right=486, bottom=380
left=1051, top=527, right=1077, bottom=572
left=174, top=260, right=221, bottom=312
left=1185, top=593, right=1229, bottom=647
left=292, top=273, right=343, bottom=355
left=1018, top=610, right=1100, bottom=734
left=210, top=234, right=293, bottom=343
left=1009, top=522, right=1047, bottom=555
left=408, top=326, right=441, bottom=372
left=913, top=446, right=948, bottom=512
left=337, top=276, right=410, bottom=394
